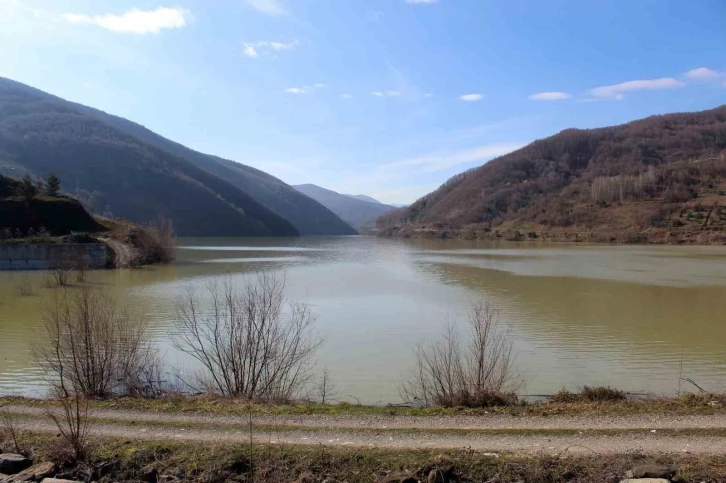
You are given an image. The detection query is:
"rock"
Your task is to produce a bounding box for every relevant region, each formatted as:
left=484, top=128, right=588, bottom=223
left=382, top=473, right=418, bottom=483
left=41, top=479, right=79, bottom=483
left=619, top=480, right=669, bottom=483
left=624, top=470, right=634, bottom=478
left=631, top=465, right=674, bottom=479
left=5, top=461, right=55, bottom=482
left=144, top=468, right=158, bottom=483
left=708, top=400, right=721, bottom=407
left=0, top=455, right=31, bottom=475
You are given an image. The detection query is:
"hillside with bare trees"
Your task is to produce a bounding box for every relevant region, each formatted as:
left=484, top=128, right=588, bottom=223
left=377, top=105, right=726, bottom=244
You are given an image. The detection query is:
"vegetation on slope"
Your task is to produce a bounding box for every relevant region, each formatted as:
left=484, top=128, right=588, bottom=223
left=293, top=183, right=396, bottom=230
left=378, top=105, right=726, bottom=244
left=0, top=77, right=303, bottom=237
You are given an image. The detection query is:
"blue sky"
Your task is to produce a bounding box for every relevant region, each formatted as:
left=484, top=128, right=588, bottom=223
left=1, top=0, right=725, bottom=204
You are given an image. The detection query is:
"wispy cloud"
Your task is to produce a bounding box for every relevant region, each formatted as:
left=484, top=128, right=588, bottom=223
left=285, top=83, right=326, bottom=94
left=341, top=94, right=353, bottom=99
left=589, top=77, right=685, bottom=100
left=246, top=0, right=287, bottom=16
left=383, top=143, right=524, bottom=173
left=405, top=0, right=438, bottom=4
left=684, top=67, right=725, bottom=83
left=459, top=93, right=484, bottom=101
left=529, top=91, right=571, bottom=101
left=62, top=7, right=191, bottom=34
left=243, top=39, right=298, bottom=58
left=371, top=91, right=400, bottom=97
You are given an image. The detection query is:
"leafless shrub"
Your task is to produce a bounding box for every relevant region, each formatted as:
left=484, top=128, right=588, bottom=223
left=16, top=277, right=33, bottom=296
left=1, top=407, right=23, bottom=454
left=34, top=284, right=151, bottom=399
left=173, top=272, right=323, bottom=401
left=52, top=263, right=72, bottom=286
left=315, top=367, right=339, bottom=405
left=137, top=216, right=176, bottom=264
left=45, top=386, right=90, bottom=464
left=400, top=301, right=520, bottom=408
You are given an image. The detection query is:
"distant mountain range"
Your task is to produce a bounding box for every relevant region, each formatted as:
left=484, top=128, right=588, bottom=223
left=293, top=184, right=397, bottom=230
left=378, top=105, right=726, bottom=244
left=0, top=77, right=355, bottom=237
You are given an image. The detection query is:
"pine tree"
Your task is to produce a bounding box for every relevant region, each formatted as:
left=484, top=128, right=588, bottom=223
left=17, top=174, right=39, bottom=202
left=44, top=173, right=62, bottom=197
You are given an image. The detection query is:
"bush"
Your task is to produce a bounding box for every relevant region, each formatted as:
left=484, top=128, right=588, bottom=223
left=550, top=386, right=626, bottom=403
left=400, top=302, right=521, bottom=408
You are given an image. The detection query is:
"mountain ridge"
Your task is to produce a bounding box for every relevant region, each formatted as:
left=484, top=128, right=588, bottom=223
left=377, top=105, right=726, bottom=244
left=0, top=77, right=355, bottom=236
left=293, top=183, right=397, bottom=231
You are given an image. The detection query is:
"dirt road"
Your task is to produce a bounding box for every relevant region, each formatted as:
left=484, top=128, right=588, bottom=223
left=5, top=405, right=725, bottom=455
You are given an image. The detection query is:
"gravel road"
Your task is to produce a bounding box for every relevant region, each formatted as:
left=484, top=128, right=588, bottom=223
left=5, top=405, right=726, bottom=455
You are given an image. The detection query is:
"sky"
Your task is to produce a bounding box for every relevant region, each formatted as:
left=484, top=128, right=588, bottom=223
left=1, top=0, right=725, bottom=204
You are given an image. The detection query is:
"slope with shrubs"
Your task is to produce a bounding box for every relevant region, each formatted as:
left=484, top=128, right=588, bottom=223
left=0, top=77, right=304, bottom=237
left=378, top=105, right=726, bottom=244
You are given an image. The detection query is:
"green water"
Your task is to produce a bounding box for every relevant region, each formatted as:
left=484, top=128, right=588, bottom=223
left=2, top=237, right=726, bottom=402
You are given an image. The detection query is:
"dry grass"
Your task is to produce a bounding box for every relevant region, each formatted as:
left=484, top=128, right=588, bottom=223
left=3, top=433, right=726, bottom=483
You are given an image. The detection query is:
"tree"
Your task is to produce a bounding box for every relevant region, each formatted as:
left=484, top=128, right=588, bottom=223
left=17, top=174, right=38, bottom=202
left=44, top=172, right=62, bottom=197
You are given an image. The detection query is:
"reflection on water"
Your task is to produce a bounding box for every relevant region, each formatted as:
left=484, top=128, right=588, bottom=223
left=2, top=236, right=726, bottom=402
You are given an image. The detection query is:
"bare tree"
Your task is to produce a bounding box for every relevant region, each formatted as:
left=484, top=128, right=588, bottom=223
left=45, top=386, right=90, bottom=463
left=34, top=284, right=151, bottom=398
left=173, top=273, right=322, bottom=401
left=1, top=407, right=22, bottom=454
left=400, top=301, right=520, bottom=407
left=315, top=367, right=339, bottom=405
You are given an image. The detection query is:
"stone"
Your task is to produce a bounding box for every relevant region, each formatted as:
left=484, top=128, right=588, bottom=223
left=619, top=480, right=669, bottom=483
left=631, top=465, right=674, bottom=479
left=41, top=479, right=79, bottom=483
left=5, top=461, right=55, bottom=481
left=0, top=455, right=31, bottom=475
left=382, top=473, right=418, bottom=483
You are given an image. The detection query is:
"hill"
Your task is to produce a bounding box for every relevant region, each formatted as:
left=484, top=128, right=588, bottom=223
left=293, top=184, right=396, bottom=231
left=377, top=106, right=726, bottom=244
left=0, top=77, right=354, bottom=236
left=344, top=194, right=382, bottom=204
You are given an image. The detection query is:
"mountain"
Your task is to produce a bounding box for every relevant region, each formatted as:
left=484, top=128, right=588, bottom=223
left=378, top=106, right=726, bottom=244
left=344, top=194, right=382, bottom=204
left=293, top=184, right=397, bottom=231
left=0, top=77, right=355, bottom=236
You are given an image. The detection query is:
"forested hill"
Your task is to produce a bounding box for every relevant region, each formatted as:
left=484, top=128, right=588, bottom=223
left=293, top=184, right=397, bottom=230
left=0, top=77, right=354, bottom=236
left=378, top=106, right=726, bottom=244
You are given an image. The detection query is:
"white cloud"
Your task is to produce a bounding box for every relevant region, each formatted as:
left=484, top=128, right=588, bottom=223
left=405, top=0, right=438, bottom=4
left=459, top=93, right=484, bottom=101
left=589, top=77, right=685, bottom=99
left=313, top=83, right=327, bottom=88
left=62, top=7, right=192, bottom=34
left=685, top=67, right=722, bottom=81
left=246, top=0, right=287, bottom=16
left=243, top=39, right=298, bottom=58
left=285, top=87, right=306, bottom=94
left=371, top=91, right=401, bottom=97
left=424, top=93, right=433, bottom=97
left=529, top=91, right=571, bottom=101
left=243, top=45, right=259, bottom=58
left=383, top=143, right=524, bottom=173
left=341, top=94, right=353, bottom=98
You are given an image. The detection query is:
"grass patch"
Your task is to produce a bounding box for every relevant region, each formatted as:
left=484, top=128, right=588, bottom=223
left=550, top=386, right=627, bottom=403
left=3, top=433, right=726, bottom=483
left=3, top=392, right=726, bottom=418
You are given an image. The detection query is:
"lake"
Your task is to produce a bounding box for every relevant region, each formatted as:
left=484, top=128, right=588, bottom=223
left=2, top=236, right=726, bottom=403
